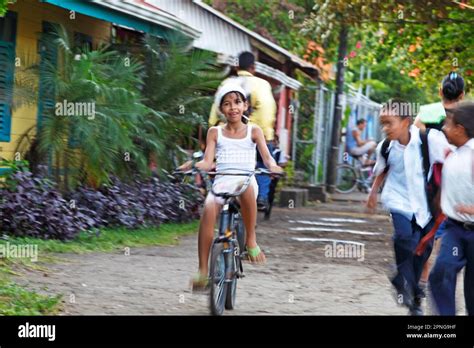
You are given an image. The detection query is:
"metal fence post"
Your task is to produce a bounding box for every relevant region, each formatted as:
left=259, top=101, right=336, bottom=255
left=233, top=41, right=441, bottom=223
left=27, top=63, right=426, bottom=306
left=291, top=99, right=299, bottom=163
left=313, top=84, right=325, bottom=185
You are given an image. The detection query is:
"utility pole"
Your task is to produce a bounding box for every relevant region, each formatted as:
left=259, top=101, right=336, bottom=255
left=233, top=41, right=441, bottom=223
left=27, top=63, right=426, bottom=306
left=326, top=24, right=348, bottom=194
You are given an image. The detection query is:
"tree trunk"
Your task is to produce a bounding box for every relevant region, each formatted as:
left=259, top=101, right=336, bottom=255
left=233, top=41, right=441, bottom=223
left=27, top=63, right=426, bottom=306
left=55, top=151, right=60, bottom=187
left=326, top=24, right=349, bottom=193
left=63, top=149, right=69, bottom=192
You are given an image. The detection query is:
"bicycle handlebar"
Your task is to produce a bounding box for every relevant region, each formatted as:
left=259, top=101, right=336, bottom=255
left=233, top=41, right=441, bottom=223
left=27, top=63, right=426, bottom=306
left=172, top=168, right=285, bottom=199
left=172, top=168, right=285, bottom=177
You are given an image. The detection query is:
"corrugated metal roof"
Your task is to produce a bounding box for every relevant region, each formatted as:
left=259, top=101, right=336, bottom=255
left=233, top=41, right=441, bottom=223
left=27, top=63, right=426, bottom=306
left=150, top=0, right=251, bottom=56
left=150, top=0, right=306, bottom=89
left=92, top=0, right=201, bottom=39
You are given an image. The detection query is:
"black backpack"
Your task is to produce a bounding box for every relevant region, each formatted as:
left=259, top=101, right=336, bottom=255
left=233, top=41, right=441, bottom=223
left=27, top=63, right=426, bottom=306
left=381, top=129, right=442, bottom=218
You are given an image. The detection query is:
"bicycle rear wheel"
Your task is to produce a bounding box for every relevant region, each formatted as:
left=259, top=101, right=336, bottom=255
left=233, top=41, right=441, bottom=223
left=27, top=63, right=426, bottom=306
left=209, top=242, right=227, bottom=315
left=335, top=164, right=358, bottom=193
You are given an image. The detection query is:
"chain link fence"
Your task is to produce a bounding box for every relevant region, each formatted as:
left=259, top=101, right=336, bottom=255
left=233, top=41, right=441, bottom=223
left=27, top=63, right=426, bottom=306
left=292, top=82, right=381, bottom=186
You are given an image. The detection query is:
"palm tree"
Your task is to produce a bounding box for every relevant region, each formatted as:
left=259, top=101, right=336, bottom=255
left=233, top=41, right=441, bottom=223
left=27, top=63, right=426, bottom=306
left=14, top=26, right=222, bottom=190
left=37, top=24, right=157, bottom=190
left=141, top=33, right=222, bottom=170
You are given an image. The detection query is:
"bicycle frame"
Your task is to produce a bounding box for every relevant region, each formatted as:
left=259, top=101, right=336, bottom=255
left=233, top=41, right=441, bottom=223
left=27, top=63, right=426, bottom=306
left=172, top=167, right=282, bottom=315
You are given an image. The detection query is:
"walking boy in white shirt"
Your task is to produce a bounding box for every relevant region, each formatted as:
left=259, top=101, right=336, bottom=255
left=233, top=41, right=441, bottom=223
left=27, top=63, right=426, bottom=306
left=367, top=99, right=450, bottom=315
left=429, top=101, right=474, bottom=315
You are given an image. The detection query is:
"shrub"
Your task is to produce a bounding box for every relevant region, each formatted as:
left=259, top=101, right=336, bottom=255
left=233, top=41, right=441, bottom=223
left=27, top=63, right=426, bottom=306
left=0, top=172, right=203, bottom=240
left=68, top=177, right=203, bottom=229
left=0, top=172, right=96, bottom=240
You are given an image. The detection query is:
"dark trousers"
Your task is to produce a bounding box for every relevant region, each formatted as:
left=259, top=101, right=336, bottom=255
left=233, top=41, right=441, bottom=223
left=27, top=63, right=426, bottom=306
left=390, top=212, right=434, bottom=305
left=429, top=219, right=474, bottom=315
left=256, top=142, right=275, bottom=201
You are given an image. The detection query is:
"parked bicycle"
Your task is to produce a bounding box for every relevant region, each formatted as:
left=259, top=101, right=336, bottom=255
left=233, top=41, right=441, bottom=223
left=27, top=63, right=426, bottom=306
left=335, top=154, right=375, bottom=194
left=173, top=165, right=283, bottom=315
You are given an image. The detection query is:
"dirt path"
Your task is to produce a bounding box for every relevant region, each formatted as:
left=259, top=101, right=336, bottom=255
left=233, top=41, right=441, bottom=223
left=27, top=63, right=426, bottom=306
left=14, top=202, right=466, bottom=315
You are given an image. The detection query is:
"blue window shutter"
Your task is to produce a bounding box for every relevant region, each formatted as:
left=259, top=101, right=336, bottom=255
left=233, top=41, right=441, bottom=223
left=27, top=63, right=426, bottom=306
left=37, top=22, right=58, bottom=130
left=0, top=41, right=14, bottom=142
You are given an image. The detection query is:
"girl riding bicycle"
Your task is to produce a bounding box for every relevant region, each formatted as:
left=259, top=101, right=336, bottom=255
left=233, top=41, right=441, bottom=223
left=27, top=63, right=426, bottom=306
left=191, top=83, right=283, bottom=290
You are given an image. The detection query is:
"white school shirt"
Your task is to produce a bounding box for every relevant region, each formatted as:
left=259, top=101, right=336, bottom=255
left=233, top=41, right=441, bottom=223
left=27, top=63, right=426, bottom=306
left=373, top=126, right=450, bottom=228
left=441, top=138, right=474, bottom=223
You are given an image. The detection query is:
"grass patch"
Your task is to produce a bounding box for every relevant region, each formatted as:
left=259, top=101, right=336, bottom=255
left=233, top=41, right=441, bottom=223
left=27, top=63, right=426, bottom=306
left=0, top=221, right=199, bottom=254
left=0, top=221, right=199, bottom=315
left=0, top=280, right=62, bottom=315
left=0, top=260, right=62, bottom=315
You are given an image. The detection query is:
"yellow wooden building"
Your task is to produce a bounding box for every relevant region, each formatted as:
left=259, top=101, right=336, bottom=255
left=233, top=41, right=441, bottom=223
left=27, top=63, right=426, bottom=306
left=0, top=0, right=199, bottom=172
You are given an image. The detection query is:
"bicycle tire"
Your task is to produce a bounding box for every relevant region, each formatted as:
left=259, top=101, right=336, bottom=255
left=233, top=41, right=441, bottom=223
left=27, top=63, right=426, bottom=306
left=225, top=244, right=237, bottom=310
left=209, top=242, right=227, bottom=315
left=335, top=164, right=358, bottom=193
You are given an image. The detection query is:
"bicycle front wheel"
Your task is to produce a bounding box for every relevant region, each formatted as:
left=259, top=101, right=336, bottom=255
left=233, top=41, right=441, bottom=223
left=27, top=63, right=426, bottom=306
left=225, top=246, right=237, bottom=310
left=209, top=242, right=227, bottom=315
left=335, top=164, right=358, bottom=193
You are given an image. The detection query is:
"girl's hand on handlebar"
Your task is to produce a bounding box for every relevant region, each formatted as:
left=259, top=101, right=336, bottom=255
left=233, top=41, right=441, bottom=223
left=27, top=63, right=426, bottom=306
left=177, top=160, right=193, bottom=171
left=269, top=164, right=284, bottom=175
left=195, top=160, right=212, bottom=172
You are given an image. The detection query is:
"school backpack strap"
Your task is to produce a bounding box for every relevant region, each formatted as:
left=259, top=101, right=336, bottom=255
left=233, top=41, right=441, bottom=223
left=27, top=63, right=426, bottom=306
left=419, top=128, right=431, bottom=182
left=419, top=128, right=443, bottom=219
left=381, top=138, right=391, bottom=173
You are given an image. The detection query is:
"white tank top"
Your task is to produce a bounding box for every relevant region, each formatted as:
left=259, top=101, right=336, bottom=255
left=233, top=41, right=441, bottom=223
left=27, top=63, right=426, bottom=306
left=215, top=125, right=256, bottom=173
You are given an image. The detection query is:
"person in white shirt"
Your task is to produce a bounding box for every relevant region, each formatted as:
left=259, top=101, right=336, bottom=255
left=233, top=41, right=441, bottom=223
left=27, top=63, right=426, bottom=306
left=429, top=101, right=474, bottom=316
left=366, top=99, right=450, bottom=315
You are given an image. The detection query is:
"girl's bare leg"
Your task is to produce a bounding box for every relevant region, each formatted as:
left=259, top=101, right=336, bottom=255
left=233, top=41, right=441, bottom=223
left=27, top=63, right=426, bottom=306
left=240, top=185, right=266, bottom=262
left=197, top=195, right=220, bottom=276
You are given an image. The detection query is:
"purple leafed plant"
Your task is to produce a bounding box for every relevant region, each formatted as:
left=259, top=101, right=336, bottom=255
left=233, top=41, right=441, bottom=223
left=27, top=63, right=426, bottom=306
left=0, top=172, right=203, bottom=240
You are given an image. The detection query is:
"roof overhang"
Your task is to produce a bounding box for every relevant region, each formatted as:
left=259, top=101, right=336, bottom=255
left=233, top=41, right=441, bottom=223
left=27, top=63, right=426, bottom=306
left=42, top=0, right=201, bottom=39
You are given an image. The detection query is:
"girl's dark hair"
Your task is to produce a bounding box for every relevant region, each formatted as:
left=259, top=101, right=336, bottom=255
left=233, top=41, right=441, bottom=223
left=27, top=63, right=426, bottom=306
left=451, top=101, right=474, bottom=138
left=219, top=91, right=249, bottom=124
left=441, top=72, right=465, bottom=101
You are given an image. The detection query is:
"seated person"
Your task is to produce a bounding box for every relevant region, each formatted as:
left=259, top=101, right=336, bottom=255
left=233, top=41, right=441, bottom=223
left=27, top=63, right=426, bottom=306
left=346, top=118, right=376, bottom=165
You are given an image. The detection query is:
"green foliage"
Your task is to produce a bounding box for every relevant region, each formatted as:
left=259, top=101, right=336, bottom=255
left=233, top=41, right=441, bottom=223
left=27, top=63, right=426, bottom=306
left=0, top=281, right=62, bottom=315
left=0, top=0, right=9, bottom=17
left=36, top=24, right=155, bottom=189
left=0, top=159, right=29, bottom=174
left=205, top=0, right=313, bottom=56
left=141, top=33, right=221, bottom=170
left=0, top=221, right=199, bottom=254
left=341, top=105, right=351, bottom=129
left=302, top=1, right=473, bottom=102
left=33, top=26, right=220, bottom=189
left=0, top=159, right=30, bottom=189
left=347, top=63, right=430, bottom=104
left=293, top=86, right=316, bottom=178
left=281, top=160, right=295, bottom=187
left=0, top=221, right=198, bottom=314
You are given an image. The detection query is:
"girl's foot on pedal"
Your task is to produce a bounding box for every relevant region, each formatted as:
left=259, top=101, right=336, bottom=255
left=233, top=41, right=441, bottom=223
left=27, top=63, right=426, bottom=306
left=191, top=272, right=209, bottom=291
left=245, top=245, right=266, bottom=264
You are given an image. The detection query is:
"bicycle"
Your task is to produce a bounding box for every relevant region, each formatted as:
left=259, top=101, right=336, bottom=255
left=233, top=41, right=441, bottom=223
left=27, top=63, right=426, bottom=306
left=335, top=155, right=375, bottom=194
left=173, top=165, right=283, bottom=315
